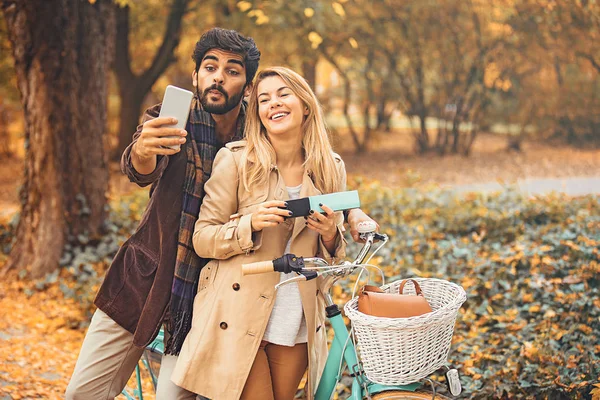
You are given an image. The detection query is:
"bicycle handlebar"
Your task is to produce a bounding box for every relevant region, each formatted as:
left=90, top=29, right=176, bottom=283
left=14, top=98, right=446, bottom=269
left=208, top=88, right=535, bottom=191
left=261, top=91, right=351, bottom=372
left=240, top=230, right=388, bottom=289
left=241, top=260, right=274, bottom=275
left=242, top=254, right=306, bottom=276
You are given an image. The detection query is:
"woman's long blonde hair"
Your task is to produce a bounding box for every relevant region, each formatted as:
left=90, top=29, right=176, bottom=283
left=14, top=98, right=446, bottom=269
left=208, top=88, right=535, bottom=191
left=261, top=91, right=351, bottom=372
left=240, top=67, right=341, bottom=194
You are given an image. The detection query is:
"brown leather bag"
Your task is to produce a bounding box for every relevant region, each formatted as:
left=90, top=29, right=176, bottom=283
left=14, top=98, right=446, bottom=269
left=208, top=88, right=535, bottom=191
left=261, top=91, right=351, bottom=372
left=357, top=279, right=433, bottom=318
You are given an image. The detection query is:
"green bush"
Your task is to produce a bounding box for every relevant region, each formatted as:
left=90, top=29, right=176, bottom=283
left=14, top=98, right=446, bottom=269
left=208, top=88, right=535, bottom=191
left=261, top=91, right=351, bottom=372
left=346, top=181, right=600, bottom=399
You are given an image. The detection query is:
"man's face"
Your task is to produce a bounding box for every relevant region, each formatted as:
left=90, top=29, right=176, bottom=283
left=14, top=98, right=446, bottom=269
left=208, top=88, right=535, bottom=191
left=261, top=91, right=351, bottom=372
left=193, top=49, right=249, bottom=115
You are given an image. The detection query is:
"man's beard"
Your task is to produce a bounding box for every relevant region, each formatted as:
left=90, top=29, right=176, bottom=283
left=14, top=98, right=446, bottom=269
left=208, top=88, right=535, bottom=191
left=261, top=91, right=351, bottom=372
left=198, top=84, right=245, bottom=115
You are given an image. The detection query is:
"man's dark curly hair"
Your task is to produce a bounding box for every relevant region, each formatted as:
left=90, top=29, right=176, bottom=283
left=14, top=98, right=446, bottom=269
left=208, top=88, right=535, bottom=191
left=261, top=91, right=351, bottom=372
left=192, top=28, right=261, bottom=85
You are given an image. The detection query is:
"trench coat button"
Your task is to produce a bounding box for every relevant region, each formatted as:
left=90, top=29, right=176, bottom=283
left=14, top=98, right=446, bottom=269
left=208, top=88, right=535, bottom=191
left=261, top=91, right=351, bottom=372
left=232, top=283, right=241, bottom=291
left=220, top=322, right=228, bottom=330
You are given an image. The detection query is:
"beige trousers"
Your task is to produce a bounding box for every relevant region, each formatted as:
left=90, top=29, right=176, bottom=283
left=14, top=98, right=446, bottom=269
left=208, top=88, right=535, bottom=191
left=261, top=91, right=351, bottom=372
left=65, top=308, right=197, bottom=400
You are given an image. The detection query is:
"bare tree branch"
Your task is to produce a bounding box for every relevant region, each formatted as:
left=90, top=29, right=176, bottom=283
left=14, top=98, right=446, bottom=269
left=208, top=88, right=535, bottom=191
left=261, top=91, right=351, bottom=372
left=576, top=51, right=600, bottom=74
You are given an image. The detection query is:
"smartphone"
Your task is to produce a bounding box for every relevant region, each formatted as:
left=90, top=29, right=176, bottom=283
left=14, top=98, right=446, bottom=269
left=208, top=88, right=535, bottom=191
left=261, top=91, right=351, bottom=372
left=282, top=190, right=361, bottom=218
left=158, top=85, right=194, bottom=150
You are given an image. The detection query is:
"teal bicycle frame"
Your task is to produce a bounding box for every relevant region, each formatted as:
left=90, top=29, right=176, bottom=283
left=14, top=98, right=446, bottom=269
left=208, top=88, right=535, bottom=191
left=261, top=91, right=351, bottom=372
left=121, top=329, right=164, bottom=400
left=124, top=309, right=422, bottom=400
left=124, top=305, right=424, bottom=400
left=314, top=294, right=421, bottom=399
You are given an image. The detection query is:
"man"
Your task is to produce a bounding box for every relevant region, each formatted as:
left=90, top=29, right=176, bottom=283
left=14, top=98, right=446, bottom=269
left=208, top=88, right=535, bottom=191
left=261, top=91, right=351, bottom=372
left=66, top=28, right=377, bottom=399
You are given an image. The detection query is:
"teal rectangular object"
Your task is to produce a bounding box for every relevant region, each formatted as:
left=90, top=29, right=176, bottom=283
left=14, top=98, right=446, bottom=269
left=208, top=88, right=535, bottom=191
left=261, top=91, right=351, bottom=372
left=309, top=190, right=360, bottom=213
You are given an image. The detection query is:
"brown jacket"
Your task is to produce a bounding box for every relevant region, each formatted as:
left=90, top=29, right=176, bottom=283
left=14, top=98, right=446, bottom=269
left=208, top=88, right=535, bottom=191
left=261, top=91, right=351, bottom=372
left=94, top=104, right=244, bottom=347
left=171, top=141, right=347, bottom=400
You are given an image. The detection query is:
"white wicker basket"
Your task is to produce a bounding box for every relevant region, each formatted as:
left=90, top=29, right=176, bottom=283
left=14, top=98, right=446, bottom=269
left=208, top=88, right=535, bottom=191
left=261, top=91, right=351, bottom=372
left=344, top=278, right=467, bottom=385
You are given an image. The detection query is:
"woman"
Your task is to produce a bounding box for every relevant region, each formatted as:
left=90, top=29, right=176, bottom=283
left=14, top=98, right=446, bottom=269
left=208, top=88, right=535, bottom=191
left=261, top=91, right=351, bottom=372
left=171, top=67, right=348, bottom=400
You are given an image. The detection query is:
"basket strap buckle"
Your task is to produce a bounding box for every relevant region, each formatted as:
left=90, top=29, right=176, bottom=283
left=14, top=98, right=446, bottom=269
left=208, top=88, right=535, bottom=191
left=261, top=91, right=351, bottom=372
left=351, top=363, right=370, bottom=398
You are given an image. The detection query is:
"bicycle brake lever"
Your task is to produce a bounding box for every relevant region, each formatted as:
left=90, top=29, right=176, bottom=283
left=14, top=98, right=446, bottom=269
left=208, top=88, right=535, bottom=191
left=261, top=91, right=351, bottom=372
left=359, top=232, right=388, bottom=243
left=301, top=270, right=318, bottom=280
left=274, top=270, right=318, bottom=290
left=374, top=233, right=388, bottom=242
left=275, top=275, right=305, bottom=289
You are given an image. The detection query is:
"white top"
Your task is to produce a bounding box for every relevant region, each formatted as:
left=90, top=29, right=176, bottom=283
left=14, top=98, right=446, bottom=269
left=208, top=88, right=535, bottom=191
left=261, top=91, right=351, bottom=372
left=262, top=183, right=308, bottom=346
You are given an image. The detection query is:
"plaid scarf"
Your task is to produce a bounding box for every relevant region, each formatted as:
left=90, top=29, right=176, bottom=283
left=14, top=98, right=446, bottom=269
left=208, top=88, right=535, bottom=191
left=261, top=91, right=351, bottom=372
left=165, top=98, right=245, bottom=356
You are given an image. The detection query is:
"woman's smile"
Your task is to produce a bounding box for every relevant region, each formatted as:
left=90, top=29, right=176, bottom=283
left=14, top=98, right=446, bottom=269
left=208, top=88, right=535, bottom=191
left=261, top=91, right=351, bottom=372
left=269, top=111, right=290, bottom=122
left=258, top=76, right=305, bottom=137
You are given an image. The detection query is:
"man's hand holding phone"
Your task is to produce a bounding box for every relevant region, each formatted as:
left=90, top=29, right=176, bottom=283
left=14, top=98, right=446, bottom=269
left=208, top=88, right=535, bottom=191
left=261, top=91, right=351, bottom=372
left=131, top=85, right=193, bottom=175
left=134, top=117, right=187, bottom=158
left=131, top=117, right=187, bottom=174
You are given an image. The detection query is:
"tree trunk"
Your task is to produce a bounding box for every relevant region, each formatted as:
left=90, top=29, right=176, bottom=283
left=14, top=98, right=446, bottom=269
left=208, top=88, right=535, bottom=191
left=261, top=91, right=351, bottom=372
left=342, top=76, right=362, bottom=153
left=117, top=84, right=145, bottom=160
left=553, top=57, right=577, bottom=143
left=434, top=112, right=447, bottom=156
left=463, top=127, right=477, bottom=157
left=319, top=48, right=362, bottom=152
left=414, top=39, right=430, bottom=154
left=302, top=58, right=317, bottom=93
left=416, top=113, right=429, bottom=153
left=451, top=118, right=461, bottom=154
left=361, top=49, right=375, bottom=153
left=113, top=0, right=189, bottom=160
left=0, top=100, right=11, bottom=157
left=450, top=97, right=465, bottom=154
left=2, top=0, right=114, bottom=278
left=376, top=96, right=392, bottom=133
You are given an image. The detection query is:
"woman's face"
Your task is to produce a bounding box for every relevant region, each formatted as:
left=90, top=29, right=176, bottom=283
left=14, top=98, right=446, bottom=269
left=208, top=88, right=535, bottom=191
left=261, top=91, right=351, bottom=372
left=257, top=75, right=307, bottom=139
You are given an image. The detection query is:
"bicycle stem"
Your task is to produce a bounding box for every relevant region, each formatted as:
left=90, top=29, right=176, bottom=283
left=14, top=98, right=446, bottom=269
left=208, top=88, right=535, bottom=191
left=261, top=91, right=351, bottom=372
left=321, top=232, right=383, bottom=307
left=352, top=233, right=377, bottom=266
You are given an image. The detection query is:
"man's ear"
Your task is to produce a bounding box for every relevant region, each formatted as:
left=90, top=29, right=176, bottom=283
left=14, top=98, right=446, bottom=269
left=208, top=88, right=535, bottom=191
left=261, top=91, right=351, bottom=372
left=192, top=69, right=198, bottom=88
left=244, top=82, right=253, bottom=98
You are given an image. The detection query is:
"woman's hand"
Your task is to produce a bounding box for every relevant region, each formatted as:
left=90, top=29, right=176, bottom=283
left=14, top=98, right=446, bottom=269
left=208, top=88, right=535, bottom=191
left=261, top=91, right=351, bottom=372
left=250, top=200, right=291, bottom=232
left=306, top=203, right=338, bottom=242
left=346, top=208, right=379, bottom=243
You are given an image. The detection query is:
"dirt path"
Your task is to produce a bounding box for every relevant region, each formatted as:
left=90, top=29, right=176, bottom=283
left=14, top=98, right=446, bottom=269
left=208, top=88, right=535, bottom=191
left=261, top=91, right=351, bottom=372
left=337, top=132, right=600, bottom=188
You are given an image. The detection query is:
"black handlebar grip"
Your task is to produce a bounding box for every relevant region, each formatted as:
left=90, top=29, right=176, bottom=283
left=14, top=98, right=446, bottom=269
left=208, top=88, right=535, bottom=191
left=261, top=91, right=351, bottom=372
left=273, top=254, right=305, bottom=273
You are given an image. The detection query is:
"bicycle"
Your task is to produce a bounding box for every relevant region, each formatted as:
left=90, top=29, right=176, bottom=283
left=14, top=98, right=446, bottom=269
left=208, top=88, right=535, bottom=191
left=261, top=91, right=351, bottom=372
left=241, top=221, right=466, bottom=399
left=123, top=221, right=466, bottom=399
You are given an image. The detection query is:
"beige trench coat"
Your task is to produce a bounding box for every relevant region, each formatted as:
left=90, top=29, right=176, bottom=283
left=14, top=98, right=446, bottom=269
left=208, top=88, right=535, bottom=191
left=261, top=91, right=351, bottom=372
left=171, top=140, right=347, bottom=399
